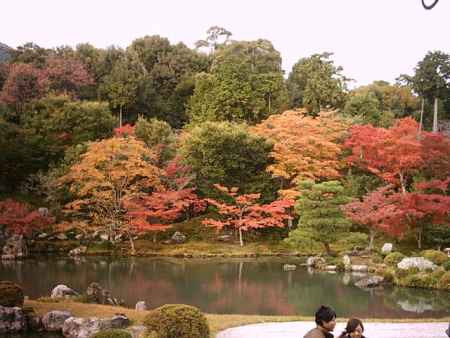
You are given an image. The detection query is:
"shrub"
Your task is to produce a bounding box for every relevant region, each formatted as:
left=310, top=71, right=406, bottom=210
left=90, top=329, right=131, bottom=338
left=438, top=271, right=450, bottom=290
left=143, top=304, right=210, bottom=338
left=0, top=281, right=24, bottom=307
left=443, top=260, right=450, bottom=271
left=421, top=250, right=448, bottom=265
left=384, top=252, right=405, bottom=266
left=382, top=269, right=395, bottom=283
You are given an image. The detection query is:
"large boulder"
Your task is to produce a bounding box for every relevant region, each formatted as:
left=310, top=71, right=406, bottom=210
left=381, top=243, right=393, bottom=255
left=0, top=305, right=27, bottom=333
left=86, top=283, right=121, bottom=306
left=62, top=315, right=130, bottom=338
left=397, top=257, right=437, bottom=271
left=1, top=235, right=28, bottom=260
left=171, top=231, right=187, bottom=244
left=355, top=275, right=384, bottom=288
left=51, top=284, right=79, bottom=299
left=0, top=281, right=24, bottom=307
left=42, top=310, right=72, bottom=331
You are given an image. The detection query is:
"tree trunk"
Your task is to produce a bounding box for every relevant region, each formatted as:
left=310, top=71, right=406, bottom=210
left=418, top=97, right=424, bottom=137
left=119, top=105, right=123, bottom=128
left=417, top=226, right=423, bottom=249
left=399, top=172, right=406, bottom=195
left=324, top=242, right=331, bottom=255
left=368, top=229, right=375, bottom=252
left=239, top=228, right=244, bottom=247
left=432, top=97, right=438, bottom=133
left=129, top=235, right=136, bottom=255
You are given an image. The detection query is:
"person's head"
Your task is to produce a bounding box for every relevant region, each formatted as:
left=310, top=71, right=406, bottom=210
left=315, top=305, right=337, bottom=332
left=343, top=318, right=364, bottom=338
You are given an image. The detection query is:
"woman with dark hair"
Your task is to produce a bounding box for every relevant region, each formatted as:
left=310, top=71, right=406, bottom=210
left=338, top=318, right=366, bottom=338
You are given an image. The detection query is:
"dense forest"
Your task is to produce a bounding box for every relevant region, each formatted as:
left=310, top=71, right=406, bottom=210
left=0, top=27, right=449, bottom=253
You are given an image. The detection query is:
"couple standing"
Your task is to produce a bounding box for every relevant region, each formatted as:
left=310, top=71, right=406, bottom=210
left=303, top=306, right=365, bottom=338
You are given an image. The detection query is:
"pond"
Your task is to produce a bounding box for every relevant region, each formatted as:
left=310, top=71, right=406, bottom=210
left=1, top=256, right=449, bottom=319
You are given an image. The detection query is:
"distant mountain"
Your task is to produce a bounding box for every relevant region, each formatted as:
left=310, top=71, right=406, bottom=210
left=0, top=42, right=12, bottom=63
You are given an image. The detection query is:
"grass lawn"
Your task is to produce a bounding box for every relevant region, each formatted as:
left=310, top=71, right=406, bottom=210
left=26, top=300, right=450, bottom=337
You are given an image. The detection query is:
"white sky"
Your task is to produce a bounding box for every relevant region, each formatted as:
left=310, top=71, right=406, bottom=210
left=1, top=0, right=449, bottom=87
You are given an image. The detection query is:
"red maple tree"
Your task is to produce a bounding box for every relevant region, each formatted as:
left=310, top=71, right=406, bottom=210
left=124, top=189, right=206, bottom=251
left=202, top=184, right=294, bottom=246
left=0, top=199, right=54, bottom=236
left=114, top=124, right=135, bottom=137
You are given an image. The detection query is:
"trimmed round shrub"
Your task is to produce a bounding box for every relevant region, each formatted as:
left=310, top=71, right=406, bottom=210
left=0, top=281, right=24, bottom=307
left=90, top=329, right=131, bottom=338
left=143, top=304, right=210, bottom=338
left=443, top=259, right=450, bottom=271
left=438, top=271, right=450, bottom=290
left=384, top=252, right=405, bottom=266
left=421, top=250, right=448, bottom=265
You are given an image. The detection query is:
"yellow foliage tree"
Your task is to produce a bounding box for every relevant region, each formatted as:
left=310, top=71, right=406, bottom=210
left=58, top=136, right=163, bottom=244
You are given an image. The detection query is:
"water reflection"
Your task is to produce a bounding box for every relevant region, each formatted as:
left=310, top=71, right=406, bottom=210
left=0, top=257, right=448, bottom=318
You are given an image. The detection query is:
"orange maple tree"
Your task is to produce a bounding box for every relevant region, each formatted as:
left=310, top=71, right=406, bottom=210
left=57, top=136, right=163, bottom=243
left=252, top=109, right=350, bottom=197
left=202, top=184, right=294, bottom=246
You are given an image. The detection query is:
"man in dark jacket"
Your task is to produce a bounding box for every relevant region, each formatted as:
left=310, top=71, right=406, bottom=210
left=303, top=305, right=336, bottom=338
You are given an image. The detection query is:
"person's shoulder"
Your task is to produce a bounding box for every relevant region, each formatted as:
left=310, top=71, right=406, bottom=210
left=303, top=328, right=325, bottom=338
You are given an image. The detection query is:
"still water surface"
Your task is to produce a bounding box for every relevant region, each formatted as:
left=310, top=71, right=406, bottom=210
left=0, top=256, right=449, bottom=318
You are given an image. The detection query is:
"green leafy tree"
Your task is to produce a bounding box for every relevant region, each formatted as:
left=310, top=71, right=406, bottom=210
left=195, top=26, right=232, bottom=52
left=180, top=121, right=276, bottom=200
left=399, top=51, right=450, bottom=132
left=288, top=180, right=352, bottom=254
left=287, top=52, right=348, bottom=115
left=188, top=39, right=288, bottom=124
left=99, top=51, right=143, bottom=127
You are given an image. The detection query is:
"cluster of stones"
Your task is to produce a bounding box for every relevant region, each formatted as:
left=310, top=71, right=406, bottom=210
left=0, top=281, right=149, bottom=338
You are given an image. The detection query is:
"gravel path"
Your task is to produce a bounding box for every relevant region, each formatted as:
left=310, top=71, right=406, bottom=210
left=217, top=321, right=449, bottom=338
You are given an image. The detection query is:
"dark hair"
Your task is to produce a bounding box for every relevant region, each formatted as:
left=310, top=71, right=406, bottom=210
left=315, top=305, right=336, bottom=327
left=338, top=318, right=364, bottom=338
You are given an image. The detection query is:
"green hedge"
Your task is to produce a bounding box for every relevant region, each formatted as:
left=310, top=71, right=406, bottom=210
left=383, top=252, right=405, bottom=266
left=421, top=250, right=448, bottom=265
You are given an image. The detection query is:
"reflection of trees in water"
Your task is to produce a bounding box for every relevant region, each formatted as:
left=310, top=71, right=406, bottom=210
left=383, top=287, right=450, bottom=315
left=1, top=258, right=449, bottom=318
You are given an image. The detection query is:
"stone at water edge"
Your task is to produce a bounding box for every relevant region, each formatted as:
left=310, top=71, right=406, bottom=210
left=55, top=233, right=68, bottom=241
left=325, top=265, right=336, bottom=271
left=355, top=275, right=384, bottom=288
left=171, top=231, right=187, bottom=244
left=69, top=246, right=87, bottom=257
left=42, top=310, right=72, bottom=331
left=51, top=284, right=79, bottom=299
left=62, top=315, right=130, bottom=338
left=381, top=243, right=393, bottom=255
left=351, top=265, right=368, bottom=272
left=306, top=256, right=326, bottom=268
left=1, top=235, right=28, bottom=260
left=342, top=254, right=351, bottom=266
left=283, top=264, right=297, bottom=271
left=135, top=301, right=148, bottom=311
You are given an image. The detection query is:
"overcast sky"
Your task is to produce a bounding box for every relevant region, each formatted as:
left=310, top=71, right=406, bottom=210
left=1, top=0, right=449, bottom=87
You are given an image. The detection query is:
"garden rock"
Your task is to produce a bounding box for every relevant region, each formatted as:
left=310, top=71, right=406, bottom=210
left=69, top=246, right=87, bottom=257
left=397, top=257, right=437, bottom=271
left=135, top=301, right=148, bottom=311
left=99, top=233, right=109, bottom=241
left=355, top=275, right=384, bottom=288
left=42, top=310, right=72, bottom=331
left=381, top=243, right=393, bottom=254
left=325, top=265, right=337, bottom=271
left=56, top=233, right=68, bottom=241
left=351, top=265, right=368, bottom=272
left=342, top=255, right=351, bottom=266
left=75, top=234, right=84, bottom=240
left=23, top=307, right=42, bottom=331
left=1, top=235, right=28, bottom=260
left=86, top=283, right=121, bottom=306
left=38, top=207, right=49, bottom=217
left=306, top=256, right=326, bottom=268
left=37, top=233, right=49, bottom=240
left=171, top=231, right=187, bottom=244
left=0, top=305, right=26, bottom=333
left=63, top=317, right=101, bottom=338
left=51, top=284, right=79, bottom=299
left=127, top=325, right=146, bottom=338
left=283, top=264, right=296, bottom=271
left=217, top=234, right=233, bottom=242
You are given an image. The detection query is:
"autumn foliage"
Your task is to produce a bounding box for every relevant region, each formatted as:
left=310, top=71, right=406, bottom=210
left=0, top=199, right=54, bottom=236
left=202, top=184, right=294, bottom=246
left=252, top=109, right=350, bottom=196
